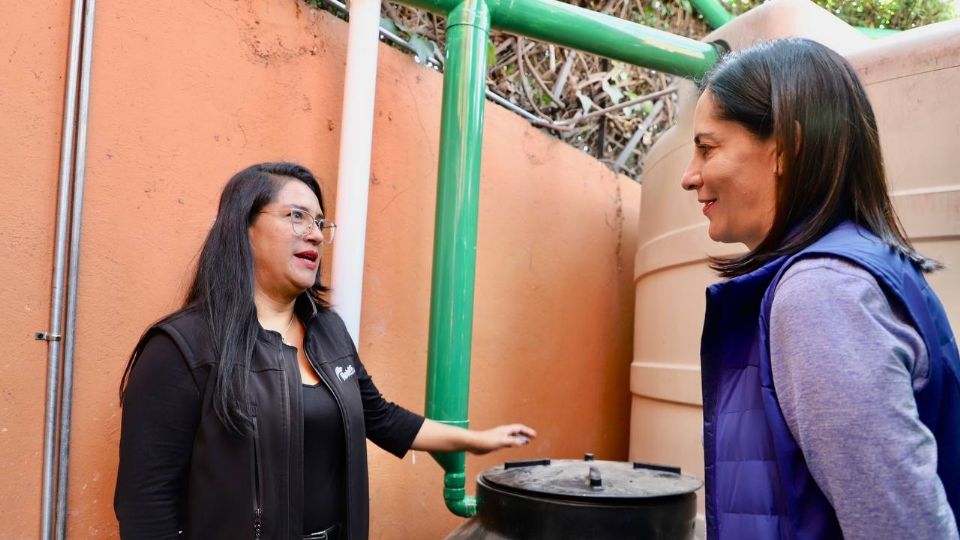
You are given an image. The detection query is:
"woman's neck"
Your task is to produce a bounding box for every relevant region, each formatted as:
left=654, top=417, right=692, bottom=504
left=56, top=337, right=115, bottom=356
left=253, top=287, right=297, bottom=332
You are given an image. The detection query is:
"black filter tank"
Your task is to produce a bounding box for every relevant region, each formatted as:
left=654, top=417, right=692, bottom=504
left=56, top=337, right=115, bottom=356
left=446, top=455, right=703, bottom=540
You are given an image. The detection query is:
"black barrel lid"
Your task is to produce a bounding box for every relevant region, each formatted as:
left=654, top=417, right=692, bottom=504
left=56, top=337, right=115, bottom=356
left=480, top=455, right=703, bottom=502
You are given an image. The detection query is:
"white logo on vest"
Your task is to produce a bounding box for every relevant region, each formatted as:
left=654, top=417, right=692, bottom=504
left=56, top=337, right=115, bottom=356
left=335, top=365, right=356, bottom=382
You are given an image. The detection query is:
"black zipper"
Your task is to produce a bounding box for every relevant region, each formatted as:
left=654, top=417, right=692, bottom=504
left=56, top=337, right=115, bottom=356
left=251, top=415, right=264, bottom=539
left=279, top=340, right=291, bottom=537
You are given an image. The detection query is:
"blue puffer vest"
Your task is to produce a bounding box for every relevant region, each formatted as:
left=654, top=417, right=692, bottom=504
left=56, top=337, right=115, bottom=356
left=701, top=222, right=960, bottom=539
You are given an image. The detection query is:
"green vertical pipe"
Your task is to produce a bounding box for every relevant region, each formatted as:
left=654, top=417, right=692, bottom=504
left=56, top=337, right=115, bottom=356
left=397, top=0, right=718, bottom=79
left=690, top=0, right=733, bottom=29
left=424, top=0, right=490, bottom=518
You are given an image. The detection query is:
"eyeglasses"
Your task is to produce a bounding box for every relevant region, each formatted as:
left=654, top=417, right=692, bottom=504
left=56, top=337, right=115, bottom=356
left=259, top=208, right=337, bottom=243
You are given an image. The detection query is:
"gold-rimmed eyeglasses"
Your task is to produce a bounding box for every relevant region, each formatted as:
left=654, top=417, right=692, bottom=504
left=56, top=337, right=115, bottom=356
left=259, top=208, right=337, bottom=243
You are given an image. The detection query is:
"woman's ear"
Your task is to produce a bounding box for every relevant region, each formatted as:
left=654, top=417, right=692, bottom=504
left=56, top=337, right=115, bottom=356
left=776, top=121, right=803, bottom=177
left=769, top=139, right=784, bottom=177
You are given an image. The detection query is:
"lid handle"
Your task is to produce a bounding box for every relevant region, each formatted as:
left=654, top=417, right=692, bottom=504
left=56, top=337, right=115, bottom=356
left=633, top=461, right=682, bottom=475
left=504, top=458, right=551, bottom=470
left=588, top=466, right=603, bottom=490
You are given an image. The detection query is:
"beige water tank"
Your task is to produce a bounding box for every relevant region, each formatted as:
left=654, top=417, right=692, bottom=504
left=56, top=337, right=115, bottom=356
left=629, top=0, right=960, bottom=524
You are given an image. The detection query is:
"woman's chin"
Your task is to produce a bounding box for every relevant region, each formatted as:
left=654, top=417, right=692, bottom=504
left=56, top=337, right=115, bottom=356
left=707, top=226, right=744, bottom=247
left=707, top=227, right=726, bottom=244
left=293, top=275, right=319, bottom=292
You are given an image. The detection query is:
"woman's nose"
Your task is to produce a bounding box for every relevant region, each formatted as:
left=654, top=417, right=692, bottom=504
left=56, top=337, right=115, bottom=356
left=680, top=161, right=702, bottom=191
left=304, top=223, right=324, bottom=244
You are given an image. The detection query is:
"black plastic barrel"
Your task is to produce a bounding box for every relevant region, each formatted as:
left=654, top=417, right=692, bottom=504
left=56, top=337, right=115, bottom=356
left=446, top=455, right=703, bottom=540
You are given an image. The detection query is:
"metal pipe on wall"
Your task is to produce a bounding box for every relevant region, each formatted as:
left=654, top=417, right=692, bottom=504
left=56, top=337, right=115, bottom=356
left=54, top=0, right=97, bottom=537
left=38, top=0, right=87, bottom=536
left=330, top=0, right=384, bottom=346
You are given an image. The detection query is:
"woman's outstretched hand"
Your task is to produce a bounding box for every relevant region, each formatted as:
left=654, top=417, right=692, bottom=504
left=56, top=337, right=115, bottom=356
left=466, top=424, right=537, bottom=455
left=411, top=419, right=537, bottom=454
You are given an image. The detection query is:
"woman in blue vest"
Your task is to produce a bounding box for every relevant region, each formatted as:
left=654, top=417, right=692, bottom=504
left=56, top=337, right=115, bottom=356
left=680, top=39, right=959, bottom=539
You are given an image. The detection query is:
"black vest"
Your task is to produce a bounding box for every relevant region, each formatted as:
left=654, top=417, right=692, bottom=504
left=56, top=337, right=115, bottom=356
left=155, top=302, right=372, bottom=539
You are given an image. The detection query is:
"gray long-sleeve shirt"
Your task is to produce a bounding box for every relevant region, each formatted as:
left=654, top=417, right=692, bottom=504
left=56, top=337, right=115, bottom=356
left=769, top=257, right=958, bottom=540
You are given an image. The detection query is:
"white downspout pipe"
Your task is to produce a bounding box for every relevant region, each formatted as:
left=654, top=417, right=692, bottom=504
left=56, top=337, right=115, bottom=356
left=330, top=0, right=382, bottom=346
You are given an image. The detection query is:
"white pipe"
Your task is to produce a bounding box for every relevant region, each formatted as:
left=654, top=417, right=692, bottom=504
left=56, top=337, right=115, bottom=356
left=330, top=0, right=383, bottom=346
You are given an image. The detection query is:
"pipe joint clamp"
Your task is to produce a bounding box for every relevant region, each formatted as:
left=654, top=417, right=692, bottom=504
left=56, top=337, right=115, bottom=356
left=447, top=0, right=491, bottom=32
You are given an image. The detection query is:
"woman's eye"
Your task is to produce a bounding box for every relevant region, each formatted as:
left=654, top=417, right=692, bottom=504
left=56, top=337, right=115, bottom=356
left=289, top=210, right=305, bottom=222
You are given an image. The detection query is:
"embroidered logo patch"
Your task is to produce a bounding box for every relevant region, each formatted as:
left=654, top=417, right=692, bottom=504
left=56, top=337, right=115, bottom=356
left=335, top=365, right=356, bottom=382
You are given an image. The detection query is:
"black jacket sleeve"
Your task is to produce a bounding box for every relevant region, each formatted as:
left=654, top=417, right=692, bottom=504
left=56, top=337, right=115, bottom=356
left=355, top=357, right=425, bottom=458
left=114, top=332, right=201, bottom=539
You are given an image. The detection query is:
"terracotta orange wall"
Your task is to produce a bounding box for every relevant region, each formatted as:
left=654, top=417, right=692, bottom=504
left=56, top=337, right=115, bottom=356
left=1, top=0, right=73, bottom=533
left=1, top=1, right=640, bottom=538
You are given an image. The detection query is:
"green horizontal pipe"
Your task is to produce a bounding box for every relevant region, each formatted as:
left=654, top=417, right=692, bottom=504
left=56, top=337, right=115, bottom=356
left=856, top=26, right=901, bottom=39
left=424, top=0, right=490, bottom=519
left=396, top=0, right=719, bottom=79
left=690, top=0, right=733, bottom=29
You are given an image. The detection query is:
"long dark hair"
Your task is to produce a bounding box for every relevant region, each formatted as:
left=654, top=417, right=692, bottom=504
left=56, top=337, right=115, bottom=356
left=701, top=39, right=938, bottom=277
left=121, top=162, right=330, bottom=435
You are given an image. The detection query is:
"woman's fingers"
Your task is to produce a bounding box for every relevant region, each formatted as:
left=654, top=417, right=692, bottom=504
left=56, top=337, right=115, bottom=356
left=487, top=424, right=536, bottom=450
left=506, top=424, right=537, bottom=439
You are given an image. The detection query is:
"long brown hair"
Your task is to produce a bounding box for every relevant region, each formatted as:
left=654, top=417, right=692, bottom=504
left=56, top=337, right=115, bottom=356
left=701, top=39, right=938, bottom=277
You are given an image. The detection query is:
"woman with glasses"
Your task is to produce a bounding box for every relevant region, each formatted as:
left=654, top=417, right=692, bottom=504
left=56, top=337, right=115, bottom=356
left=681, top=40, right=959, bottom=539
left=114, top=162, right=535, bottom=539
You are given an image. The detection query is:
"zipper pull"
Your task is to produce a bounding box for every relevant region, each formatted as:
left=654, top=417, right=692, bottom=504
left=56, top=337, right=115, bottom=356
left=254, top=507, right=263, bottom=539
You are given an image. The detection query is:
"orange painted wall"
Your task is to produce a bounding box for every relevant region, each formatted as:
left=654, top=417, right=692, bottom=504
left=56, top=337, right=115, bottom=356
left=0, top=1, right=640, bottom=538
left=0, top=0, right=74, bottom=533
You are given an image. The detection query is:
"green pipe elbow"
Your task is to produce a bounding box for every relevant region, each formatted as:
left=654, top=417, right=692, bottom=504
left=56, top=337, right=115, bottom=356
left=443, top=471, right=478, bottom=517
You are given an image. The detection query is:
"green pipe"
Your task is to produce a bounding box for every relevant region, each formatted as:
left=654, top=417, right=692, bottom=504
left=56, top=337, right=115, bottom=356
left=424, top=0, right=490, bottom=518
left=397, top=0, right=719, bottom=79
left=690, top=0, right=733, bottom=29
left=856, top=26, right=901, bottom=39
left=687, top=0, right=904, bottom=40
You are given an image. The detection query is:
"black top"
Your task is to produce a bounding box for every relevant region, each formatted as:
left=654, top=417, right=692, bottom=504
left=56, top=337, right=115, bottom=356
left=302, top=382, right=345, bottom=533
